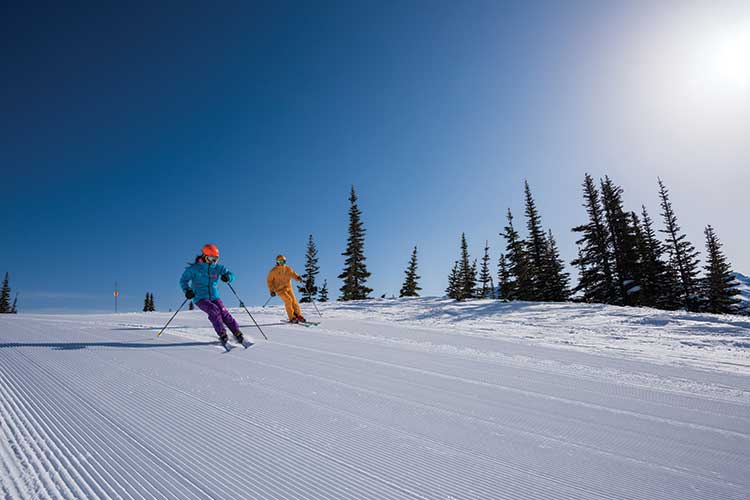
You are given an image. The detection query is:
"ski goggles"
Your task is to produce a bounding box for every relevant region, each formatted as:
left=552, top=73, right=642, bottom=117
left=204, top=254, right=219, bottom=264
left=276, top=259, right=286, bottom=265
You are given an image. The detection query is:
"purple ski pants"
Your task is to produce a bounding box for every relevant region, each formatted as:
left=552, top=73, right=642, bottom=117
left=196, top=298, right=240, bottom=337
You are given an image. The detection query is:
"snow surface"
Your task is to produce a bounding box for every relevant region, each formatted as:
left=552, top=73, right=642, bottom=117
left=1, top=299, right=748, bottom=499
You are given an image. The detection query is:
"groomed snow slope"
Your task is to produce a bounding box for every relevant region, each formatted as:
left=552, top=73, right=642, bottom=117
left=1, top=299, right=748, bottom=499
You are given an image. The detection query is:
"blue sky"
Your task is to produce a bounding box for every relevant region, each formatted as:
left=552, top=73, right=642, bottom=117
left=3, top=1, right=748, bottom=312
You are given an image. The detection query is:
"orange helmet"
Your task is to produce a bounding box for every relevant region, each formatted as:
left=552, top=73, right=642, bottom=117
left=202, top=244, right=220, bottom=257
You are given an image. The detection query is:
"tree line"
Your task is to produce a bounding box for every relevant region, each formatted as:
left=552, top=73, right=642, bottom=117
left=443, top=176, right=743, bottom=315
left=325, top=180, right=745, bottom=316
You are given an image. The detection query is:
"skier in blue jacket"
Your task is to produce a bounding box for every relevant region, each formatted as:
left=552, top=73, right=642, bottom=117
left=180, top=244, right=244, bottom=346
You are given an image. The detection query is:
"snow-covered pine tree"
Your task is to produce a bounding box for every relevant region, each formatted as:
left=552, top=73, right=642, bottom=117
left=478, top=241, right=493, bottom=298
left=658, top=179, right=701, bottom=311
left=523, top=181, right=550, bottom=300
left=632, top=207, right=674, bottom=309
left=0, top=272, right=10, bottom=313
left=600, top=176, right=641, bottom=305
left=701, top=225, right=741, bottom=314
left=446, top=261, right=461, bottom=300
left=571, top=174, right=617, bottom=304
left=543, top=230, right=571, bottom=301
left=299, top=234, right=320, bottom=303
left=318, top=279, right=329, bottom=302
left=500, top=209, right=528, bottom=300
left=338, top=186, right=372, bottom=300
left=399, top=246, right=421, bottom=297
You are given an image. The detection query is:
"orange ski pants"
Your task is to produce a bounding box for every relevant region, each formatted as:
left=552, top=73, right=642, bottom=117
left=277, top=288, right=301, bottom=320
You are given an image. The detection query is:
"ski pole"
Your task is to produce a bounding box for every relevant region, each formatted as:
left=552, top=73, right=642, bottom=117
left=156, top=297, right=189, bottom=337
left=262, top=295, right=273, bottom=308
left=304, top=283, right=322, bottom=317
left=226, top=282, right=268, bottom=341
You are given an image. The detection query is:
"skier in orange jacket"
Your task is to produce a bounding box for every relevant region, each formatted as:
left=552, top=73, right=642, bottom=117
left=267, top=255, right=306, bottom=323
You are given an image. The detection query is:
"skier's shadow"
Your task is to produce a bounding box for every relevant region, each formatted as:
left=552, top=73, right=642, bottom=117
left=0, top=340, right=218, bottom=351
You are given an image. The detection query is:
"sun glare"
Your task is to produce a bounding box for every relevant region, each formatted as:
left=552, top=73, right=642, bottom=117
left=693, top=23, right=750, bottom=97
left=703, top=23, right=750, bottom=91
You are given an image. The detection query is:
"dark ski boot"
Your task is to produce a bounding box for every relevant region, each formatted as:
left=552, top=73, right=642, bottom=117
left=234, top=331, right=252, bottom=348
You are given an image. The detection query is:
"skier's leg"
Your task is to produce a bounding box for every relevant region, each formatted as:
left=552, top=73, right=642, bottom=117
left=278, top=289, right=295, bottom=320
left=196, top=299, right=227, bottom=338
left=289, top=289, right=302, bottom=317
left=214, top=298, right=241, bottom=335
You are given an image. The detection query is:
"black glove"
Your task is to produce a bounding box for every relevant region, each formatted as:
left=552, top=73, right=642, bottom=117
left=270, top=291, right=276, bottom=297
left=221, top=273, right=229, bottom=282
left=185, top=289, right=196, bottom=299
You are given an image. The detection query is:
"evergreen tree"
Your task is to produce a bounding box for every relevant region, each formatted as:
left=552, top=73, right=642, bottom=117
left=600, top=177, right=642, bottom=305
left=658, top=179, right=701, bottom=311
left=338, top=186, right=372, bottom=300
left=632, top=207, right=675, bottom=309
left=318, top=280, right=329, bottom=303
left=299, top=234, right=320, bottom=302
left=478, top=241, right=493, bottom=298
left=523, top=181, right=550, bottom=300
left=399, top=246, right=421, bottom=297
left=455, top=233, right=476, bottom=300
left=500, top=209, right=530, bottom=300
left=497, top=254, right=512, bottom=301
left=0, top=272, right=11, bottom=313
left=446, top=261, right=461, bottom=300
left=469, top=259, right=479, bottom=298
left=701, top=225, right=741, bottom=314
left=543, top=230, right=571, bottom=301
left=143, top=293, right=151, bottom=312
left=149, top=293, right=156, bottom=312
left=10, top=294, right=18, bottom=314
left=571, top=174, right=617, bottom=304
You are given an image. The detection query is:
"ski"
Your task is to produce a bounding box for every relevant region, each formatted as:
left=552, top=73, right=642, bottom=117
left=280, top=320, right=320, bottom=327
left=216, top=338, right=254, bottom=352
left=217, top=341, right=235, bottom=353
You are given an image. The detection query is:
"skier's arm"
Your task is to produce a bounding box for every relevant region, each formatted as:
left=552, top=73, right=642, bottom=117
left=267, top=272, right=275, bottom=293
left=179, top=268, right=193, bottom=292
left=289, top=267, right=301, bottom=282
left=218, top=265, right=234, bottom=283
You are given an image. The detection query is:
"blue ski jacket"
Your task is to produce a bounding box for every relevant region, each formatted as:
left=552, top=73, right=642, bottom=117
left=180, top=262, right=235, bottom=303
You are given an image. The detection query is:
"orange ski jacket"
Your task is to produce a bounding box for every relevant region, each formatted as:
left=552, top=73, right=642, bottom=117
left=267, top=264, right=301, bottom=293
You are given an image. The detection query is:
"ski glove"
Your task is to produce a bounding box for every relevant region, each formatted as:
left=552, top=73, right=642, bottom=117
left=185, top=289, right=196, bottom=299
left=270, top=291, right=276, bottom=297
left=221, top=273, right=230, bottom=282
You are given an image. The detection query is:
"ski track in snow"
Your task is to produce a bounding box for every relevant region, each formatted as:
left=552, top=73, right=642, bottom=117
left=1, top=299, right=749, bottom=499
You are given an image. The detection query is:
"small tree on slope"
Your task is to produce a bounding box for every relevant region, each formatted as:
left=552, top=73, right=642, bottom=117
left=0, top=272, right=12, bottom=313
left=299, top=234, right=320, bottom=303
left=478, top=241, right=493, bottom=299
left=318, top=280, right=329, bottom=303
left=399, top=246, right=422, bottom=298
left=338, top=186, right=372, bottom=300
